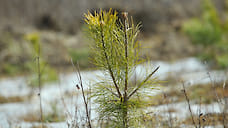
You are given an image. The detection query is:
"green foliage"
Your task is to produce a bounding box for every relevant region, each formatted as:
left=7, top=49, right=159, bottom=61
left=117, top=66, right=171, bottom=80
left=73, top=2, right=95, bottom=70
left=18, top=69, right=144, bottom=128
left=2, top=64, right=21, bottom=75
left=84, top=9, right=159, bottom=127
left=216, top=53, right=228, bottom=68
left=183, top=0, right=228, bottom=68
left=25, top=33, right=58, bottom=87
left=68, top=48, right=90, bottom=69
left=0, top=32, right=31, bottom=76
left=183, top=19, right=221, bottom=46
left=85, top=10, right=140, bottom=71
left=25, top=33, right=40, bottom=55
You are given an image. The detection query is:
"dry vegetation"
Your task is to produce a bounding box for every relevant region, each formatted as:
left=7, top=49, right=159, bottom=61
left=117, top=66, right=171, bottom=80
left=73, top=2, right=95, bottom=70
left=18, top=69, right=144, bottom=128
left=0, top=1, right=227, bottom=128
left=0, top=95, right=30, bottom=104
left=149, top=82, right=228, bottom=106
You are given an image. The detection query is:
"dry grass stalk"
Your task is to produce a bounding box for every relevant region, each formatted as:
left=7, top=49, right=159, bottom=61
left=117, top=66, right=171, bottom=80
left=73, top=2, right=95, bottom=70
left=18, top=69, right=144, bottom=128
left=36, top=44, right=44, bottom=128
left=163, top=92, right=173, bottom=128
left=71, top=59, right=92, bottom=128
left=208, top=72, right=227, bottom=128
left=181, top=81, right=197, bottom=128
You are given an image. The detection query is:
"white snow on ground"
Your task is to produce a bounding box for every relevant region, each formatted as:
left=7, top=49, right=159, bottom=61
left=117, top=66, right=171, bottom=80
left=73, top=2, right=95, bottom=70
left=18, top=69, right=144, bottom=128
left=0, top=57, right=227, bottom=128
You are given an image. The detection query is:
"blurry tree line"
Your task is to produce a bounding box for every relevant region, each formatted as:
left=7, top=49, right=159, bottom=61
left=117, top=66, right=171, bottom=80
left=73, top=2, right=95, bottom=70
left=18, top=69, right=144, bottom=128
left=0, top=0, right=210, bottom=33
left=183, top=0, right=228, bottom=68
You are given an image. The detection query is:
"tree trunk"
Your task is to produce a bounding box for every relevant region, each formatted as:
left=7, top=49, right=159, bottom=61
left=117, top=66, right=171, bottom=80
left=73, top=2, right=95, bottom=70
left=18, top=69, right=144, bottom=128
left=122, top=100, right=128, bottom=128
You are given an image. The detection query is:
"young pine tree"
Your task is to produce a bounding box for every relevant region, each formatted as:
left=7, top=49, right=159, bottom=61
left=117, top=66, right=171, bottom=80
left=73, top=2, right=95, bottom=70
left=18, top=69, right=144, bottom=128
left=84, top=9, right=159, bottom=128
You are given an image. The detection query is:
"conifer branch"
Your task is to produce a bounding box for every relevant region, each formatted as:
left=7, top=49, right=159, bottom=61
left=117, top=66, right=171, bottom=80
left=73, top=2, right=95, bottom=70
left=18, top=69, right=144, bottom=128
left=127, top=66, right=159, bottom=99
left=104, top=87, right=119, bottom=98
left=100, top=22, right=122, bottom=98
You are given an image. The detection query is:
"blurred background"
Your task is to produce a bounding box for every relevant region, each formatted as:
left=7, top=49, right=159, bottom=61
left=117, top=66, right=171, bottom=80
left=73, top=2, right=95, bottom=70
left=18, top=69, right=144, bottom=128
left=0, top=0, right=227, bottom=127
left=0, top=0, right=227, bottom=76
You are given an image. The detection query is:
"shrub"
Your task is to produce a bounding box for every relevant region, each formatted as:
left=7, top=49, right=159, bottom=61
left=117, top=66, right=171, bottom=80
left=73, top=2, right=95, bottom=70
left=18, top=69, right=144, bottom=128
left=183, top=0, right=228, bottom=68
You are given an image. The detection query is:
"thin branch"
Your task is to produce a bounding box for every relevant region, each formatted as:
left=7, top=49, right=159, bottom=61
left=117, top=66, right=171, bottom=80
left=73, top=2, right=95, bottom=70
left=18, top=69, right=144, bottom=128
left=104, top=87, right=119, bottom=98
left=36, top=43, right=43, bottom=128
left=127, top=66, right=159, bottom=99
left=163, top=92, right=173, bottom=128
left=123, top=12, right=129, bottom=101
left=100, top=22, right=122, bottom=98
left=208, top=71, right=228, bottom=128
left=222, top=80, right=227, bottom=128
left=198, top=97, right=202, bottom=128
left=181, top=81, right=197, bottom=128
left=71, top=59, right=92, bottom=128
left=207, top=72, right=220, bottom=103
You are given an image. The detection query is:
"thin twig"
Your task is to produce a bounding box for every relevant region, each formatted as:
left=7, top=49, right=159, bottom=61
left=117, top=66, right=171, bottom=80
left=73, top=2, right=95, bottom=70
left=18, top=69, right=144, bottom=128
left=222, top=81, right=227, bottom=128
left=163, top=92, right=173, bottom=128
left=181, top=81, right=197, bottom=128
left=207, top=72, right=220, bottom=103
left=37, top=44, right=43, bottom=128
left=104, top=87, right=119, bottom=97
left=127, top=66, right=159, bottom=99
left=208, top=72, right=227, bottom=128
left=71, top=59, right=92, bottom=128
left=198, top=97, right=202, bottom=128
